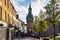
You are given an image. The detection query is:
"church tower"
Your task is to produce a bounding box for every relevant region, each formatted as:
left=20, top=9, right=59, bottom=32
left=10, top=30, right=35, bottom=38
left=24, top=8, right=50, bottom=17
left=26, top=4, right=33, bottom=34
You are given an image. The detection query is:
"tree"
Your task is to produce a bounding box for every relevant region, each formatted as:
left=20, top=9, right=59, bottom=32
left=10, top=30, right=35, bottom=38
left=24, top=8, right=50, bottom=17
left=32, top=10, right=49, bottom=40
left=32, top=16, right=40, bottom=32
left=32, top=16, right=40, bottom=40
left=37, top=19, right=48, bottom=39
left=44, top=0, right=60, bottom=40
left=38, top=10, right=49, bottom=36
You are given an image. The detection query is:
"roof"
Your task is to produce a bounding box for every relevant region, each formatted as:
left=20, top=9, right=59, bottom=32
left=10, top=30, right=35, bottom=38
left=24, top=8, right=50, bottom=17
left=10, top=0, right=17, bottom=13
left=27, top=13, right=33, bottom=19
left=26, top=4, right=33, bottom=19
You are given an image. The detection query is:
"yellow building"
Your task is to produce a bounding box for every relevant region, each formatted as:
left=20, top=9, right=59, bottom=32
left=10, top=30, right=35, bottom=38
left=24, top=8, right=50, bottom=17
left=0, top=0, right=17, bottom=27
left=0, top=0, right=18, bottom=40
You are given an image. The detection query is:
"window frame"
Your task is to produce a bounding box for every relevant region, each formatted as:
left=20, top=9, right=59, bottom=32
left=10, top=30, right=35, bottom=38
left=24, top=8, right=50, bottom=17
left=5, top=0, right=6, bottom=5
left=0, top=7, right=2, bottom=20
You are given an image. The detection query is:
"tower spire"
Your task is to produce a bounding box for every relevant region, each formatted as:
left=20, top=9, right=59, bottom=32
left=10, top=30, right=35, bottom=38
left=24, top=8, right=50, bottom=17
left=29, top=0, right=31, bottom=9
left=26, top=0, right=33, bottom=34
left=28, top=0, right=32, bottom=13
left=29, top=3, right=31, bottom=8
left=26, top=0, right=33, bottom=20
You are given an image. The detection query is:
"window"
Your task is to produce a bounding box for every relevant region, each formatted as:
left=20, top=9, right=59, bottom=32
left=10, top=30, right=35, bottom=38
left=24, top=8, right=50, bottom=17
left=11, top=16, right=13, bottom=24
left=9, top=16, right=11, bottom=23
left=12, top=17, right=14, bottom=24
left=5, top=11, right=7, bottom=21
left=0, top=7, right=2, bottom=20
left=5, top=0, right=6, bottom=5
left=8, top=16, right=11, bottom=23
left=7, top=0, right=9, bottom=8
left=8, top=14, right=9, bottom=22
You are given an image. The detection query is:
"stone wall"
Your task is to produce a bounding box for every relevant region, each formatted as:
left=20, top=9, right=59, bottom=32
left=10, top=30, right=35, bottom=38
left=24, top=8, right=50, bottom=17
left=0, top=27, right=6, bottom=40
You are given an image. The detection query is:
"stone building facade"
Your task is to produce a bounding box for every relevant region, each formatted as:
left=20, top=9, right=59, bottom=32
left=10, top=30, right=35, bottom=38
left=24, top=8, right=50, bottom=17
left=0, top=0, right=17, bottom=27
left=0, top=0, right=17, bottom=40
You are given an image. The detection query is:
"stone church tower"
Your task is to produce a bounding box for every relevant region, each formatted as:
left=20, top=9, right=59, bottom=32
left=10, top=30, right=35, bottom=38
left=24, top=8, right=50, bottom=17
left=26, top=4, right=33, bottom=34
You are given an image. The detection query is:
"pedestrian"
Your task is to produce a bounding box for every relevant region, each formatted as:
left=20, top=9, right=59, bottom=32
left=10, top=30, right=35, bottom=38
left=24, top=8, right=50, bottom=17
left=20, top=29, right=24, bottom=38
left=15, top=29, right=19, bottom=38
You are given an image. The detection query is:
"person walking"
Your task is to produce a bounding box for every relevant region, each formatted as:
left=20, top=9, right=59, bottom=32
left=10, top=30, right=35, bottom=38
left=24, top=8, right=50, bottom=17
left=20, top=29, right=24, bottom=38
left=15, top=29, right=19, bottom=38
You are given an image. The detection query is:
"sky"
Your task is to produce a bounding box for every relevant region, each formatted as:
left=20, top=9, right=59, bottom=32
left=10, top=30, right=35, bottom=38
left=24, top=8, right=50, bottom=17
left=10, top=0, right=50, bottom=24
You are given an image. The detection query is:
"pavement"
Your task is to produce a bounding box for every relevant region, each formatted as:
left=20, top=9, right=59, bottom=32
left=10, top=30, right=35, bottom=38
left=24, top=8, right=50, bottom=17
left=13, top=37, right=39, bottom=40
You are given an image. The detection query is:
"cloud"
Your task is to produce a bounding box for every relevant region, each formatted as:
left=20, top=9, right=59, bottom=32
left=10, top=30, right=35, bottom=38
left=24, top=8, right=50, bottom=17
left=10, top=0, right=50, bottom=23
left=10, top=0, right=28, bottom=14
left=17, top=0, right=25, bottom=2
left=32, top=0, right=43, bottom=16
left=31, top=0, right=50, bottom=16
left=11, top=0, right=25, bottom=3
left=10, top=0, right=27, bottom=23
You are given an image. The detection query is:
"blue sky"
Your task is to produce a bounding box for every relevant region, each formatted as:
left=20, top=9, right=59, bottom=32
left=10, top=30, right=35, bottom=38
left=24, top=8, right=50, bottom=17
left=10, top=0, right=50, bottom=23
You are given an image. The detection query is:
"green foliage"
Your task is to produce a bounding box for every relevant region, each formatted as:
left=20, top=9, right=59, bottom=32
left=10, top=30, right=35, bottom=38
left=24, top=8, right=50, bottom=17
left=51, top=0, right=56, bottom=4
left=44, top=0, right=60, bottom=40
left=32, top=24, right=37, bottom=32
left=32, top=17, right=49, bottom=32
left=45, top=0, right=60, bottom=25
left=32, top=10, right=49, bottom=32
left=39, top=20, right=48, bottom=31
